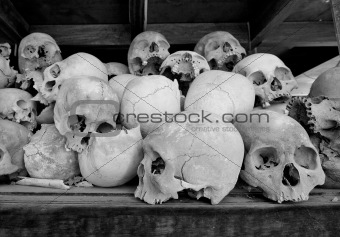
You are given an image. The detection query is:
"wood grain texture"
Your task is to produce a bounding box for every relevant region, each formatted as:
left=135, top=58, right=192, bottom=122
left=1, top=186, right=340, bottom=236
left=29, top=24, right=131, bottom=46
left=250, top=0, right=301, bottom=48
left=287, top=0, right=332, bottom=22
left=129, top=0, right=147, bottom=40
left=0, top=0, right=29, bottom=42
left=331, top=0, right=340, bottom=54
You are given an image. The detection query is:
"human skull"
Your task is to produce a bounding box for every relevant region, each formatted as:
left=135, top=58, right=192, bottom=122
left=41, top=52, right=108, bottom=103
left=54, top=76, right=119, bottom=153
left=0, top=43, right=11, bottom=59
left=106, top=62, right=129, bottom=79
left=160, top=51, right=210, bottom=95
left=0, top=88, right=37, bottom=130
left=194, top=31, right=246, bottom=71
left=120, top=75, right=181, bottom=137
left=0, top=52, right=17, bottom=89
left=23, top=124, right=80, bottom=180
left=234, top=110, right=325, bottom=202
left=233, top=53, right=298, bottom=108
left=108, top=74, right=138, bottom=105
left=18, top=33, right=62, bottom=73
left=287, top=67, right=340, bottom=188
left=184, top=70, right=255, bottom=117
left=128, top=31, right=170, bottom=76
left=0, top=119, right=31, bottom=177
left=79, top=124, right=143, bottom=187
left=135, top=111, right=244, bottom=205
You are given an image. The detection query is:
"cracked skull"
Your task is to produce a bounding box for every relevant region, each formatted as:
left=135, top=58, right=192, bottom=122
left=234, top=110, right=325, bottom=202
left=194, top=31, right=246, bottom=71
left=287, top=67, right=340, bottom=188
left=160, top=51, right=210, bottom=95
left=184, top=70, right=255, bottom=117
left=41, top=52, right=108, bottom=103
left=79, top=124, right=143, bottom=187
left=120, top=75, right=181, bottom=137
left=18, top=32, right=62, bottom=73
left=23, top=124, right=80, bottom=180
left=233, top=53, right=298, bottom=108
left=135, top=111, right=244, bottom=205
left=0, top=120, right=31, bottom=177
left=54, top=76, right=119, bottom=153
left=0, top=88, right=37, bottom=130
left=128, top=31, right=170, bottom=76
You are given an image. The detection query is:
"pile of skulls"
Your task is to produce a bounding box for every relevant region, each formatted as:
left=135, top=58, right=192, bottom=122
left=0, top=30, right=327, bottom=205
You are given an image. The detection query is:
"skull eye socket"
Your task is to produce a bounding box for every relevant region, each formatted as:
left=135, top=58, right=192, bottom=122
left=96, top=122, right=114, bottom=133
left=68, top=115, right=86, bottom=132
left=252, top=147, right=279, bottom=170
left=16, top=100, right=30, bottom=109
left=158, top=40, right=170, bottom=50
left=275, top=67, right=292, bottom=81
left=23, top=45, right=36, bottom=58
left=151, top=157, right=165, bottom=175
left=206, top=41, right=220, bottom=51
left=293, top=145, right=318, bottom=170
left=249, top=71, right=267, bottom=86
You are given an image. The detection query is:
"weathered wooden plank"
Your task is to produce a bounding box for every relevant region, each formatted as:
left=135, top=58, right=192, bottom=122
left=331, top=0, right=340, bottom=54
left=129, top=0, right=147, bottom=40
left=250, top=0, right=301, bottom=48
left=147, top=23, right=249, bottom=46
left=286, top=0, right=332, bottom=22
left=29, top=24, right=131, bottom=46
left=0, top=0, right=29, bottom=42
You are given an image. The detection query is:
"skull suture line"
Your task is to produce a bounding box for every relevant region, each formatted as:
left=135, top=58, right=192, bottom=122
left=54, top=76, right=119, bottom=153
left=234, top=110, right=325, bottom=202
left=160, top=51, right=210, bottom=95
left=287, top=67, right=340, bottom=188
left=128, top=31, right=170, bottom=76
left=135, top=111, right=244, bottom=205
left=233, top=53, right=298, bottom=108
left=194, top=31, right=246, bottom=71
left=41, top=52, right=108, bottom=103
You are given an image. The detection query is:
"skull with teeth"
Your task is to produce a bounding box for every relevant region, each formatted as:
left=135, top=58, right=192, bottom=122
left=233, top=53, right=298, bottom=108
left=128, top=31, right=170, bottom=76
left=0, top=88, right=37, bottom=131
left=135, top=111, right=244, bottom=205
left=194, top=31, right=246, bottom=71
left=40, top=52, right=108, bottom=103
left=287, top=67, right=340, bottom=188
left=18, top=33, right=62, bottom=74
left=160, top=51, right=210, bottom=95
left=0, top=120, right=31, bottom=177
left=234, top=110, right=325, bottom=202
left=54, top=76, right=119, bottom=153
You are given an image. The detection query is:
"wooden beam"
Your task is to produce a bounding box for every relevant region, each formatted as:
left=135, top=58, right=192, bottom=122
left=129, top=0, right=148, bottom=40
left=331, top=0, right=340, bottom=54
left=0, top=0, right=29, bottom=42
left=250, top=0, right=300, bottom=49
left=256, top=21, right=336, bottom=55
left=30, top=25, right=131, bottom=46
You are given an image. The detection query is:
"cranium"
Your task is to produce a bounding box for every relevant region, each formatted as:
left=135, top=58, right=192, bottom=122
left=120, top=75, right=181, bottom=137
left=128, top=31, right=170, bottom=76
left=0, top=52, right=17, bottom=89
left=194, top=31, right=246, bottom=71
left=287, top=67, right=340, bottom=188
left=160, top=51, right=210, bottom=95
left=0, top=120, right=31, bottom=177
left=135, top=111, right=244, bottom=205
left=23, top=124, right=80, bottom=180
left=54, top=76, right=119, bottom=153
left=234, top=110, right=325, bottom=202
left=0, top=43, right=11, bottom=59
left=184, top=70, right=255, bottom=117
left=18, top=32, right=62, bottom=73
left=233, top=53, right=298, bottom=108
left=41, top=52, right=108, bottom=103
left=79, top=124, right=143, bottom=187
left=108, top=74, right=138, bottom=105
left=0, top=88, right=37, bottom=130
left=106, top=62, right=129, bottom=79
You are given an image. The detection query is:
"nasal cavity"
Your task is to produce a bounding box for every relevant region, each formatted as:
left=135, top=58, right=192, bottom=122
left=270, top=77, right=282, bottom=91
left=149, top=42, right=159, bottom=53
left=282, top=163, right=300, bottom=186
left=45, top=80, right=56, bottom=92
left=38, top=45, right=46, bottom=58
left=223, top=42, right=232, bottom=53
left=151, top=157, right=165, bottom=175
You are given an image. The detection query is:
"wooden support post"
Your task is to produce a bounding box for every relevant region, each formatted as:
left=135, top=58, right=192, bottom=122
left=129, top=0, right=148, bottom=41
left=331, top=0, right=340, bottom=62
